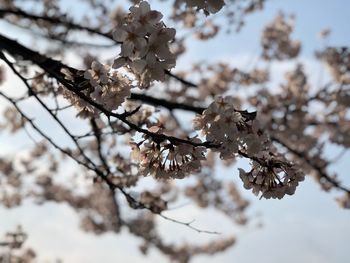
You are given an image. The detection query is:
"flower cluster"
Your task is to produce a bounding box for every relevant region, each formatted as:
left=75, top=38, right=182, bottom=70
left=194, top=63, right=269, bottom=99
left=140, top=191, right=168, bottom=213
left=316, top=47, right=350, bottom=84
left=84, top=61, right=131, bottom=111
left=0, top=107, right=25, bottom=133
left=239, top=153, right=304, bottom=199
left=183, top=0, right=226, bottom=15
left=131, top=129, right=206, bottom=179
left=60, top=62, right=131, bottom=117
left=336, top=193, right=350, bottom=209
left=197, top=63, right=235, bottom=98
left=193, top=96, right=265, bottom=159
left=283, top=64, right=308, bottom=97
left=84, top=61, right=110, bottom=87
left=261, top=13, right=300, bottom=60
left=278, top=64, right=310, bottom=113
left=0, top=226, right=32, bottom=257
left=232, top=68, right=269, bottom=86
left=0, top=226, right=28, bottom=251
left=112, top=1, right=176, bottom=88
left=61, top=88, right=97, bottom=118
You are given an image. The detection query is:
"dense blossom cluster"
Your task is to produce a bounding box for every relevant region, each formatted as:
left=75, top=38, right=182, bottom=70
left=140, top=191, right=168, bottom=213
left=84, top=61, right=131, bottom=111
left=239, top=153, right=304, bottom=199
left=231, top=68, right=269, bottom=86
left=317, top=47, right=350, bottom=84
left=192, top=96, right=305, bottom=199
left=171, top=0, right=266, bottom=36
left=0, top=226, right=36, bottom=262
left=197, top=64, right=235, bottom=97
left=131, top=129, right=206, bottom=179
left=193, top=96, right=266, bottom=159
left=182, top=0, right=225, bottom=15
left=261, top=13, right=300, bottom=60
left=60, top=63, right=131, bottom=117
left=283, top=64, right=309, bottom=105
left=0, top=107, right=25, bottom=133
left=197, top=64, right=269, bottom=98
left=112, top=1, right=176, bottom=88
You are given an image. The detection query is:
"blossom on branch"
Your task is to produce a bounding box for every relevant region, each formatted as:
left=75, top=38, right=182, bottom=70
left=239, top=153, right=304, bottom=199
left=193, top=96, right=265, bottom=159
left=112, top=1, right=176, bottom=88
left=316, top=47, right=350, bottom=84
left=261, top=13, right=300, bottom=60
left=131, top=131, right=206, bottom=179
left=183, top=0, right=226, bottom=15
left=60, top=64, right=132, bottom=117
left=83, top=61, right=110, bottom=87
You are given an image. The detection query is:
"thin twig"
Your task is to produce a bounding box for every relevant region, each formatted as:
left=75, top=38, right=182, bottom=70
left=272, top=135, right=350, bottom=194
left=159, top=213, right=221, bottom=235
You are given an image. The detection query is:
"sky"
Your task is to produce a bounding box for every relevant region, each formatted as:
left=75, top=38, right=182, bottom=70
left=0, top=0, right=350, bottom=262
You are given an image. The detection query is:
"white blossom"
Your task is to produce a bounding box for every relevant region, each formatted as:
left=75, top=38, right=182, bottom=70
left=112, top=1, right=176, bottom=88
left=193, top=96, right=264, bottom=159
left=184, top=0, right=225, bottom=14
left=60, top=62, right=132, bottom=115
left=238, top=156, right=304, bottom=199
left=84, top=61, right=110, bottom=87
left=130, top=137, right=206, bottom=179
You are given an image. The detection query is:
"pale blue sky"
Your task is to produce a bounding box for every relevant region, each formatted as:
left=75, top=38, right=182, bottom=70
left=0, top=0, right=350, bottom=262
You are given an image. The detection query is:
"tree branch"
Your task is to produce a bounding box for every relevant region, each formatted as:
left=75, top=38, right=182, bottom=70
left=0, top=33, right=215, bottom=149
left=0, top=7, right=198, bottom=88
left=271, top=135, right=350, bottom=194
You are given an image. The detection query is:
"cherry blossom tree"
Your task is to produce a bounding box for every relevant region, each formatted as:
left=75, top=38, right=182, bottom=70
left=0, top=0, right=349, bottom=262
